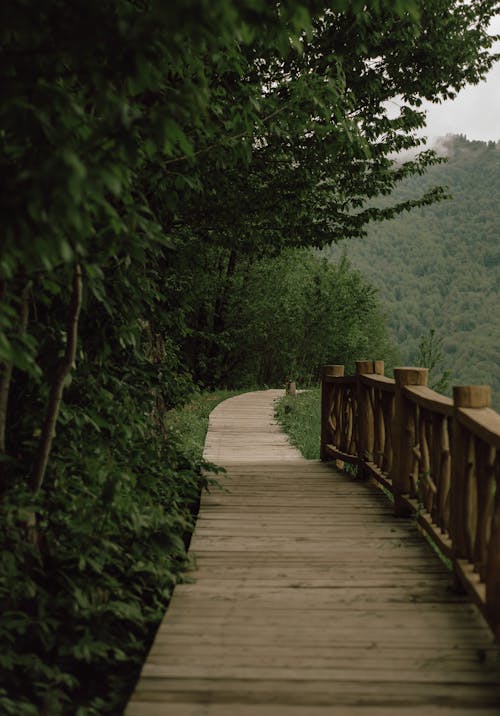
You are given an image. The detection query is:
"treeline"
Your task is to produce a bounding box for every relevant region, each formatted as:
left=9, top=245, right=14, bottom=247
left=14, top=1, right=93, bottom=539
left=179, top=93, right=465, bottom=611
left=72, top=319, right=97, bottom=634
left=171, top=247, right=397, bottom=388
left=1, top=2, right=497, bottom=713
left=326, top=135, right=500, bottom=403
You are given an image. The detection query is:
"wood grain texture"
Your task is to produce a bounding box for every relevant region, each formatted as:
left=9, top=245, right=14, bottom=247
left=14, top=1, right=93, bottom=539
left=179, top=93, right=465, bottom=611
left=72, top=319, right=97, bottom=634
left=126, top=390, right=500, bottom=715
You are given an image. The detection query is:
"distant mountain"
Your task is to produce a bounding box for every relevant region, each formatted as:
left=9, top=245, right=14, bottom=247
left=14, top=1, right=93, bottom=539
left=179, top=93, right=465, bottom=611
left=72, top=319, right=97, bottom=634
left=326, top=135, right=500, bottom=405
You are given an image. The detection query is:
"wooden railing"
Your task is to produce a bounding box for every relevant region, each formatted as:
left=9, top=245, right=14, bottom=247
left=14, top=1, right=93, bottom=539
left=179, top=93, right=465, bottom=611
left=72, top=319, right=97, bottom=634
left=321, top=361, right=500, bottom=640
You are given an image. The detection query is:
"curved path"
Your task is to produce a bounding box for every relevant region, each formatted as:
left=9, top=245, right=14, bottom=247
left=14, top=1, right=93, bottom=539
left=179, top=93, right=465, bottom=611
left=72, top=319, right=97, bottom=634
left=127, top=390, right=500, bottom=715
left=203, top=389, right=304, bottom=464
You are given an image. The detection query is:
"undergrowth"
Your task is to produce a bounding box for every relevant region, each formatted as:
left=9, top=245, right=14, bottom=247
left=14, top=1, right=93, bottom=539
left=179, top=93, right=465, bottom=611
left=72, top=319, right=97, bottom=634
left=0, top=386, right=238, bottom=715
left=166, top=389, right=245, bottom=462
left=275, top=388, right=321, bottom=459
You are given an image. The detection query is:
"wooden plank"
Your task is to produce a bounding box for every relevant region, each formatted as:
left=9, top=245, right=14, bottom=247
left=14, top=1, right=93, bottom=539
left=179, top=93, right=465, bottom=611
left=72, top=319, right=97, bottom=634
left=152, top=628, right=494, bottom=647
left=140, top=664, right=500, bottom=684
left=130, top=678, right=500, bottom=706
left=186, top=568, right=454, bottom=579
left=127, top=704, right=500, bottom=716
left=145, top=638, right=497, bottom=656
left=158, top=603, right=488, bottom=626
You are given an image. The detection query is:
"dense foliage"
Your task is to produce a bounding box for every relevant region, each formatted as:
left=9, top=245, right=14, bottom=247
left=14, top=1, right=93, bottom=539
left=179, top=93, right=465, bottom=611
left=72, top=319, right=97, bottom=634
left=1, top=2, right=498, bottom=712
left=174, top=248, right=399, bottom=388
left=327, top=135, right=500, bottom=404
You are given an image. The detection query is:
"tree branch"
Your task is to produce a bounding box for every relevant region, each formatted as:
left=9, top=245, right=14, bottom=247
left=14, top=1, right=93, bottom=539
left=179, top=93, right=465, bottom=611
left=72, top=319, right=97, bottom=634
left=164, top=101, right=292, bottom=167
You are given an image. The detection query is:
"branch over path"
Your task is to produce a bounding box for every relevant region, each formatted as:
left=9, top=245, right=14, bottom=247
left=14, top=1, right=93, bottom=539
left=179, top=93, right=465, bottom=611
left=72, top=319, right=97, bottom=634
left=127, top=390, right=500, bottom=715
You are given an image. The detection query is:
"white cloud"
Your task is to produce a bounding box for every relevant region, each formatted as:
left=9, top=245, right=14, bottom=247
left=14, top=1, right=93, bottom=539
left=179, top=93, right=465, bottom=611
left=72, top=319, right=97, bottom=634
left=420, top=14, right=500, bottom=143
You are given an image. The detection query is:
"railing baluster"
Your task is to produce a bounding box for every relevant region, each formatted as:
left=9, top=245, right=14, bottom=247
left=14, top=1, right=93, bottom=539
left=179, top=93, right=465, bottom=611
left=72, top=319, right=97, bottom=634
left=440, top=417, right=452, bottom=533
left=356, top=360, right=376, bottom=471
left=320, top=365, right=344, bottom=461
left=486, top=452, right=500, bottom=639
left=390, top=367, right=428, bottom=516
left=474, top=442, right=496, bottom=580
left=356, top=360, right=384, bottom=477
left=451, top=386, right=491, bottom=560
left=381, top=391, right=394, bottom=474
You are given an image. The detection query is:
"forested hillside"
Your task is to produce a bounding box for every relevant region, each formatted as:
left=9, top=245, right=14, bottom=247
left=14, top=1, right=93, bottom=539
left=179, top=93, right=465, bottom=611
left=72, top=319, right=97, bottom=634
left=327, top=135, right=500, bottom=402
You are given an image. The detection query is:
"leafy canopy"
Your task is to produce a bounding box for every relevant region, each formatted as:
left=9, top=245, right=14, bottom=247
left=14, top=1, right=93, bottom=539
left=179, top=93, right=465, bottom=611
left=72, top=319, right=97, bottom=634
left=1, top=0, right=498, bottom=280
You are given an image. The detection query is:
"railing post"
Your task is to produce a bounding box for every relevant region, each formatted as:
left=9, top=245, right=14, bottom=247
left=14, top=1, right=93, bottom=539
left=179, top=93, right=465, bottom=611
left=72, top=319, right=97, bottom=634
left=356, top=360, right=384, bottom=478
left=486, top=458, right=500, bottom=640
left=450, top=385, right=492, bottom=606
left=286, top=381, right=297, bottom=397
left=450, top=386, right=491, bottom=558
left=391, top=367, right=428, bottom=516
left=320, top=365, right=344, bottom=461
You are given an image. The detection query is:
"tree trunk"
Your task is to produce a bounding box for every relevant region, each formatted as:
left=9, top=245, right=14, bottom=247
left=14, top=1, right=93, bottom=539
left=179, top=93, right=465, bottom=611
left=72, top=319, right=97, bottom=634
left=212, top=249, right=238, bottom=336
left=0, top=282, right=30, bottom=454
left=209, top=249, right=238, bottom=384
left=31, top=265, right=83, bottom=492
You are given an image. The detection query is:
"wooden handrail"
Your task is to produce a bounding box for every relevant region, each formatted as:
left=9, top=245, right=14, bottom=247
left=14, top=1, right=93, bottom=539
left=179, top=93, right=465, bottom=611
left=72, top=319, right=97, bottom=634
left=359, top=373, right=396, bottom=391
left=320, top=362, right=500, bottom=641
left=323, top=375, right=357, bottom=385
left=403, top=385, right=453, bottom=415
left=457, top=406, right=500, bottom=448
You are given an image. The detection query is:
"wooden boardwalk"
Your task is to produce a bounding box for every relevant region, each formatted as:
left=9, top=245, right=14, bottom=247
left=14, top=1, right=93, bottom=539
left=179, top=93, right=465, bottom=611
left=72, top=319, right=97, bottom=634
left=126, top=390, right=500, bottom=715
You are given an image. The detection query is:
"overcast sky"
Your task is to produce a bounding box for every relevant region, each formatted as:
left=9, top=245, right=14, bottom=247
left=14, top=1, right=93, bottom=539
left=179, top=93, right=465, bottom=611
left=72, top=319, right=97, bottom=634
left=420, top=15, right=500, bottom=144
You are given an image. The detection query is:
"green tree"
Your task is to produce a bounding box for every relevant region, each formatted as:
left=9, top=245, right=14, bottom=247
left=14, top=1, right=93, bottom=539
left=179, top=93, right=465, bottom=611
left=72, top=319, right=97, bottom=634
left=418, top=328, right=452, bottom=394
left=179, top=249, right=399, bottom=387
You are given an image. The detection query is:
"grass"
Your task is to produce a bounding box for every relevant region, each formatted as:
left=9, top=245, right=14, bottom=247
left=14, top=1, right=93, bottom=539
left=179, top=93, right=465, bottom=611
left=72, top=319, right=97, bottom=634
left=275, top=387, right=321, bottom=459
left=170, top=386, right=323, bottom=463
left=166, top=389, right=244, bottom=462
